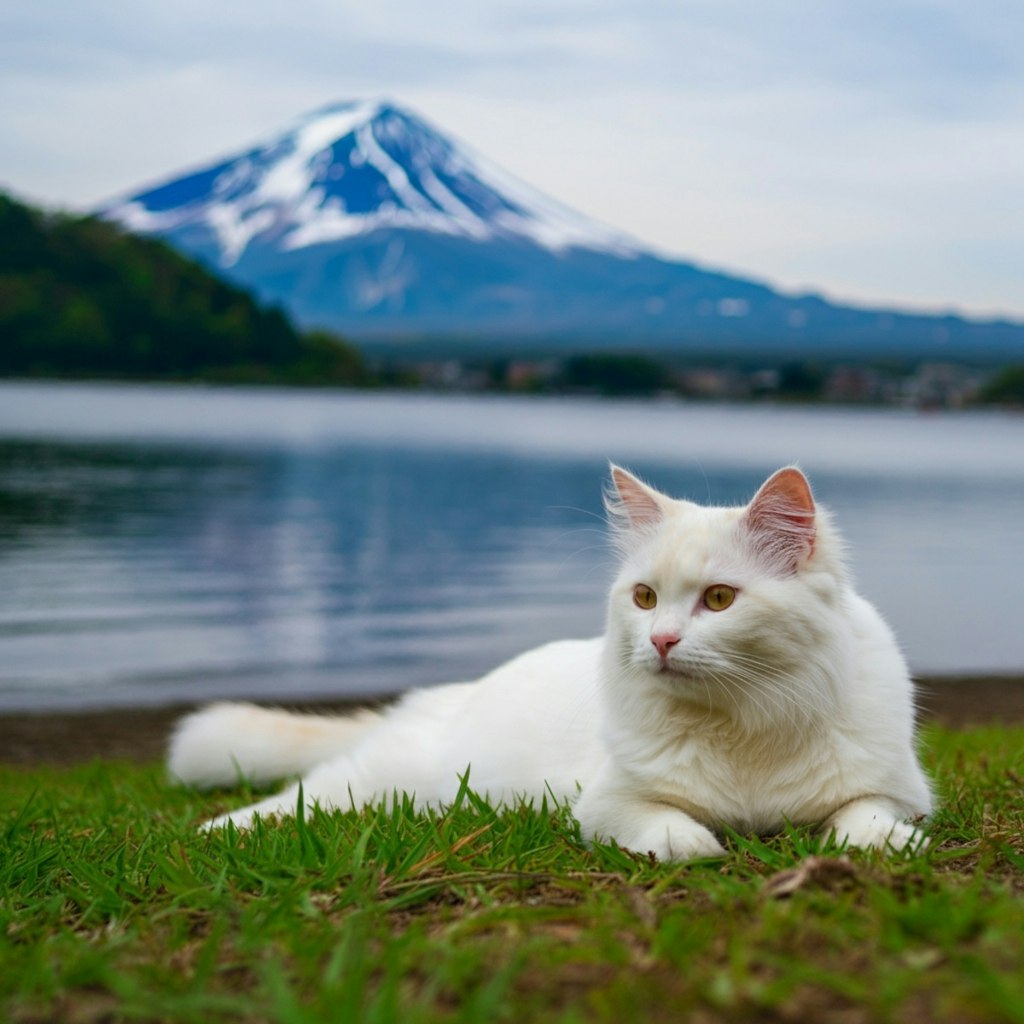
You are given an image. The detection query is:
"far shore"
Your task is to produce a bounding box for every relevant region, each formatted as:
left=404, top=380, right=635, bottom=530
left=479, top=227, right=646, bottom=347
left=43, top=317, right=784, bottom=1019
left=0, top=675, right=1021, bottom=768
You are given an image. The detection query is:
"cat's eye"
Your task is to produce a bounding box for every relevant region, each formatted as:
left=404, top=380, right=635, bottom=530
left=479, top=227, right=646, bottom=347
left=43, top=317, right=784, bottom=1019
left=633, top=584, right=657, bottom=610
left=703, top=584, right=736, bottom=612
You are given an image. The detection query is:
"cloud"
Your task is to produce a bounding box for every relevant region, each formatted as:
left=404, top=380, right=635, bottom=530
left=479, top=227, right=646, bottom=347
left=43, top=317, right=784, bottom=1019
left=1, top=0, right=1021, bottom=317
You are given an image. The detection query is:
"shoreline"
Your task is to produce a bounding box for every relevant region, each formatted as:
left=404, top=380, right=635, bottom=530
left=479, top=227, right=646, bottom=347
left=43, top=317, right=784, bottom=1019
left=0, top=675, right=1022, bottom=768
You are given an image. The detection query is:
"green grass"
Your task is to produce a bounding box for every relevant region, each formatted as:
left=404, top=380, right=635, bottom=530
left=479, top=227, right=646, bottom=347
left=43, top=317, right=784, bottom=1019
left=1, top=724, right=1022, bottom=1023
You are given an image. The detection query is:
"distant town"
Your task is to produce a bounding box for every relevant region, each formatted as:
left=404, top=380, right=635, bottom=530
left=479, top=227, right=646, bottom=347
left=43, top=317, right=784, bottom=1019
left=381, top=354, right=1023, bottom=410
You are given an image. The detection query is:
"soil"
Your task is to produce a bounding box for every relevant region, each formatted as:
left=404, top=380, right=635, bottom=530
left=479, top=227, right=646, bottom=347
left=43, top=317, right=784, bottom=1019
left=0, top=677, right=1022, bottom=767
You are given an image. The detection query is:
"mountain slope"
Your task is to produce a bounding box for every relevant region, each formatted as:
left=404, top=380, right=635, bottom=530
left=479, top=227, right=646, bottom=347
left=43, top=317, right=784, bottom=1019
left=101, top=100, right=1024, bottom=357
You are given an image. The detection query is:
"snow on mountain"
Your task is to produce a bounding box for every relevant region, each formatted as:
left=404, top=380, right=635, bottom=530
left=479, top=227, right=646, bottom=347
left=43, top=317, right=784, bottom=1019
left=105, top=99, right=641, bottom=268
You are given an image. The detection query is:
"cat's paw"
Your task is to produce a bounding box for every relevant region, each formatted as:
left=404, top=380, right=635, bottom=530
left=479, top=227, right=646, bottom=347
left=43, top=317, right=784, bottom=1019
left=201, top=787, right=304, bottom=832
left=827, top=800, right=927, bottom=854
left=202, top=807, right=262, bottom=832
left=618, top=810, right=727, bottom=863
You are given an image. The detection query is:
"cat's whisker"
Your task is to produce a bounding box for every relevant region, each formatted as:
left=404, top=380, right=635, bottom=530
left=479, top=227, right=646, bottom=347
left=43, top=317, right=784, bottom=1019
left=716, top=650, right=837, bottom=722
left=703, top=670, right=745, bottom=721
left=716, top=670, right=799, bottom=731
left=548, top=504, right=609, bottom=525
left=700, top=679, right=716, bottom=721
left=746, top=673, right=822, bottom=725
left=677, top=640, right=841, bottom=733
left=549, top=526, right=607, bottom=548
left=556, top=543, right=615, bottom=571
left=700, top=660, right=814, bottom=732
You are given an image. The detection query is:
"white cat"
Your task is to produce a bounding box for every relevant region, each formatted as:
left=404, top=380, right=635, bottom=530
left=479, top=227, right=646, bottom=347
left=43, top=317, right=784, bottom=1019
left=169, top=466, right=932, bottom=860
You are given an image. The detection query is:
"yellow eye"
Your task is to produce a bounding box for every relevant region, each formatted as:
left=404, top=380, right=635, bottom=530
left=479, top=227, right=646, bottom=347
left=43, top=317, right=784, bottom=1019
left=703, top=584, right=736, bottom=612
left=633, top=584, right=657, bottom=610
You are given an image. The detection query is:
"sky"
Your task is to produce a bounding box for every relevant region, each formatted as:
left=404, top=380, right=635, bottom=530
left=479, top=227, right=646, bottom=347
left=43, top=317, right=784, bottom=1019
left=2, top=0, right=1022, bottom=320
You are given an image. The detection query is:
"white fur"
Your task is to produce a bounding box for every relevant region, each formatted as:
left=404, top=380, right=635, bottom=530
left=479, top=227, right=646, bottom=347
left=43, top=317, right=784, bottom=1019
left=167, top=702, right=382, bottom=788
left=169, top=466, right=933, bottom=858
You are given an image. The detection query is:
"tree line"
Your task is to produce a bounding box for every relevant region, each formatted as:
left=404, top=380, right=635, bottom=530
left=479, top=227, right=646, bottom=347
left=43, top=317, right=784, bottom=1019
left=0, top=192, right=366, bottom=385
left=2, top=190, right=1022, bottom=405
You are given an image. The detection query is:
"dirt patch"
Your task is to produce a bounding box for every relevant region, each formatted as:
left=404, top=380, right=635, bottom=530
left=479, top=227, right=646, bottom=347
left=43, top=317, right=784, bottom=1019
left=0, top=699, right=375, bottom=767
left=915, top=675, right=1024, bottom=728
left=0, top=676, right=1021, bottom=767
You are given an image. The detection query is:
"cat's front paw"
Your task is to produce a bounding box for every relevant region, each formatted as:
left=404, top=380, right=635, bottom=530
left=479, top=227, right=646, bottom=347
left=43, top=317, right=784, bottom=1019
left=827, top=799, right=927, bottom=854
left=203, top=807, right=262, bottom=831
left=617, top=810, right=727, bottom=863
left=201, top=786, right=305, bottom=832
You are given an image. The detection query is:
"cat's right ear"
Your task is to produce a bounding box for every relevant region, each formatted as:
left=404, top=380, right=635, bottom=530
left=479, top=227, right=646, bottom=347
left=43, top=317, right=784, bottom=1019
left=606, top=465, right=667, bottom=531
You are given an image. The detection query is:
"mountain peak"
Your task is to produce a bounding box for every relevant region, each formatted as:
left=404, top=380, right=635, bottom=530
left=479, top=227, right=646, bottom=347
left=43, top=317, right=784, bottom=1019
left=103, top=99, right=640, bottom=267
left=99, top=100, right=1024, bottom=355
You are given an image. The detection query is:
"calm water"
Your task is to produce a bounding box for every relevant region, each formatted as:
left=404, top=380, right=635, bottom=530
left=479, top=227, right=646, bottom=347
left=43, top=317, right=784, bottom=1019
left=1, top=381, right=1023, bottom=711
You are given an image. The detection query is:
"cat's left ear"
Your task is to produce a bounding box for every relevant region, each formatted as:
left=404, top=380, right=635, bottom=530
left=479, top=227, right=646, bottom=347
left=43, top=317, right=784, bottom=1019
left=742, top=467, right=816, bottom=573
left=606, top=465, right=668, bottom=530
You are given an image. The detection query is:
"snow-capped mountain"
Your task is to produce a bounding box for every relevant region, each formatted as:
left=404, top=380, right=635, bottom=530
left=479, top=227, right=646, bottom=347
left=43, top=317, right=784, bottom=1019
left=102, top=100, right=1023, bottom=355
left=107, top=100, right=640, bottom=268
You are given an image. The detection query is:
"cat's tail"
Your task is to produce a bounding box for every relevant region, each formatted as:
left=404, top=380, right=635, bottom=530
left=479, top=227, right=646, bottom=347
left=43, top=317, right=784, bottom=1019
left=167, top=702, right=382, bottom=789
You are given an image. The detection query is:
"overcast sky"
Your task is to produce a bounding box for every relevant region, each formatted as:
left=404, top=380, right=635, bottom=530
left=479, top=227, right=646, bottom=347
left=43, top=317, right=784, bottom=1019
left=2, top=0, right=1022, bottom=319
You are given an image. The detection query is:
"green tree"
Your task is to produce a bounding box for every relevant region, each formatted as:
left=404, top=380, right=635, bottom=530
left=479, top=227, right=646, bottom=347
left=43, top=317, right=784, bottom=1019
left=0, top=192, right=368, bottom=386
left=558, top=353, right=675, bottom=396
left=978, top=365, right=1024, bottom=406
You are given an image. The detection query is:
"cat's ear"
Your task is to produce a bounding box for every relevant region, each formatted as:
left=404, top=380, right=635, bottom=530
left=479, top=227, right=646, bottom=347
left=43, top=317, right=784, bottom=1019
left=742, top=467, right=816, bottom=573
left=606, top=465, right=667, bottom=531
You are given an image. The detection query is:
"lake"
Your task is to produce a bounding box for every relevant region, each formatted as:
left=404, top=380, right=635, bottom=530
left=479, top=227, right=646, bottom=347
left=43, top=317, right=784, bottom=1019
left=1, top=380, right=1023, bottom=712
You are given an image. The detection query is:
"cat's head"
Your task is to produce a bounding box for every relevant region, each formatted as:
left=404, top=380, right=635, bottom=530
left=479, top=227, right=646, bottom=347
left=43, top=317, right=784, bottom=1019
left=604, top=466, right=847, bottom=726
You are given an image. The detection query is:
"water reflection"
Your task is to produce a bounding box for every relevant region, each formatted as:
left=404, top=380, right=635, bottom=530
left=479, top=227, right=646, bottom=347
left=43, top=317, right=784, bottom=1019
left=1, top=384, right=1023, bottom=710
left=0, top=442, right=617, bottom=708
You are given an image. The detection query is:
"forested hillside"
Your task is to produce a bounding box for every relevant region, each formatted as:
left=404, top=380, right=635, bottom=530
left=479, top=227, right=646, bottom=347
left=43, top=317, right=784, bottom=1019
left=0, top=192, right=366, bottom=384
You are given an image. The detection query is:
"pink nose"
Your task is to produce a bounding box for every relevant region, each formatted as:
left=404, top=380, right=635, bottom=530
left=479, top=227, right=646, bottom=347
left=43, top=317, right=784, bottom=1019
left=651, top=633, right=680, bottom=659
